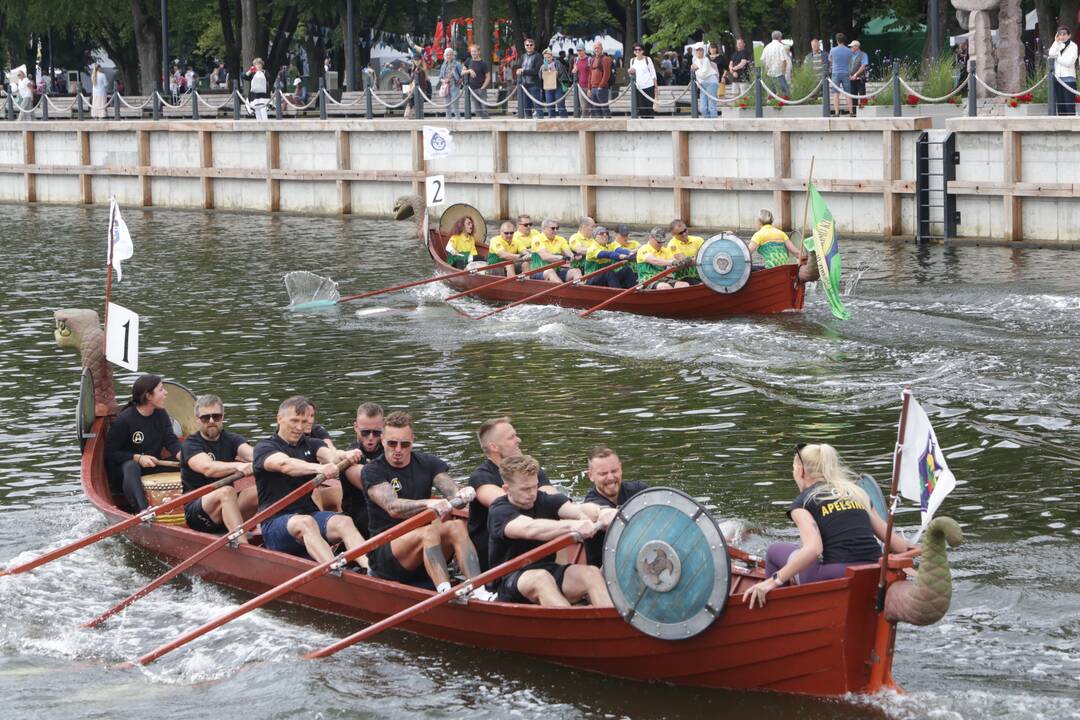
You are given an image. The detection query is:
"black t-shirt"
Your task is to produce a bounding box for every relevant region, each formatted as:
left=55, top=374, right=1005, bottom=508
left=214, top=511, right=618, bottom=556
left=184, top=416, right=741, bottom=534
left=730, top=49, right=753, bottom=80
left=252, top=433, right=326, bottom=518
left=362, top=451, right=449, bottom=536
left=105, top=406, right=182, bottom=472
left=308, top=424, right=331, bottom=442
left=180, top=430, right=247, bottom=493
left=467, top=458, right=553, bottom=545
left=487, top=492, right=570, bottom=571
left=341, top=440, right=383, bottom=516
left=465, top=58, right=489, bottom=90
left=788, top=483, right=881, bottom=564
left=583, top=480, right=650, bottom=567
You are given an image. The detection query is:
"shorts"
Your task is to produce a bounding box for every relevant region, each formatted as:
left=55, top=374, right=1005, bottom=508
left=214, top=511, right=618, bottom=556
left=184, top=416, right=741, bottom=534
left=530, top=267, right=569, bottom=281
left=262, top=511, right=339, bottom=558
left=494, top=561, right=570, bottom=603
left=369, top=541, right=432, bottom=587
left=832, top=74, right=851, bottom=94
left=184, top=497, right=228, bottom=534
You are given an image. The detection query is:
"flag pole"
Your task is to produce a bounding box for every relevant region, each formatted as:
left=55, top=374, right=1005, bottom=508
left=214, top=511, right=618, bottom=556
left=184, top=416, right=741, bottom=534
left=797, top=156, right=815, bottom=265
left=103, top=197, right=117, bottom=357
left=876, top=385, right=912, bottom=613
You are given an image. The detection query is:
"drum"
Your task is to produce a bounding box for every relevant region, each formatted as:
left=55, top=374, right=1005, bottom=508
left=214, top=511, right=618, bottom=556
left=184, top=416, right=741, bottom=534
left=141, top=471, right=187, bottom=526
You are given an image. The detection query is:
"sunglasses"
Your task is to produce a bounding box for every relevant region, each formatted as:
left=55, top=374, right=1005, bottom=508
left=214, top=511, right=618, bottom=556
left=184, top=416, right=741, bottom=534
left=634, top=48, right=644, bottom=52
left=502, top=230, right=514, bottom=236
left=385, top=440, right=412, bottom=449
left=676, top=229, right=688, bottom=235
left=550, top=225, right=559, bottom=230
left=358, top=429, right=382, bottom=437
left=520, top=222, right=532, bottom=227
left=198, top=413, right=224, bottom=422
left=795, top=442, right=807, bottom=463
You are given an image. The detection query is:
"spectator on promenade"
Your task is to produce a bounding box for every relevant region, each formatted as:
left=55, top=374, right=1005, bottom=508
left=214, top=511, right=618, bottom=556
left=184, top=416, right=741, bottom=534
left=848, top=40, right=868, bottom=116
left=541, top=49, right=569, bottom=118
left=708, top=43, right=727, bottom=95
left=438, top=48, right=464, bottom=119
left=464, top=45, right=491, bottom=118
left=169, top=66, right=180, bottom=103
left=185, top=65, right=197, bottom=94
left=660, top=52, right=674, bottom=86
left=804, top=38, right=829, bottom=77
left=762, top=30, right=791, bottom=96
left=829, top=33, right=853, bottom=115
left=285, top=78, right=309, bottom=106
left=692, top=45, right=720, bottom=118
left=729, top=38, right=753, bottom=98
left=589, top=41, right=614, bottom=117
left=91, top=63, right=108, bottom=119
left=1049, top=27, right=1077, bottom=115
left=210, top=62, right=228, bottom=90
left=954, top=41, right=969, bottom=89
left=628, top=43, right=658, bottom=117
left=573, top=43, right=590, bottom=105
left=244, top=58, right=270, bottom=120
left=516, top=37, right=543, bottom=119
left=404, top=55, right=430, bottom=119
left=16, top=70, right=34, bottom=120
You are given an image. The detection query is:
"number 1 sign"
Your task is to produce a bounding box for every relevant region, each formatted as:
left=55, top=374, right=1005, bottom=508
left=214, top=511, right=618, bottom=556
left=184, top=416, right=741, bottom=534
left=106, top=302, right=140, bottom=372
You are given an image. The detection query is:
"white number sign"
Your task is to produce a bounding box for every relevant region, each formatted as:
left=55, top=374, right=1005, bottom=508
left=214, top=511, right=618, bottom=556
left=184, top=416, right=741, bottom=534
left=425, top=174, right=446, bottom=207
left=106, top=302, right=140, bottom=372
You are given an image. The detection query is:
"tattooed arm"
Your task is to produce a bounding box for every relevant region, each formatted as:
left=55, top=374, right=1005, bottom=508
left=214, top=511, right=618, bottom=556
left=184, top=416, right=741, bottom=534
left=366, top=481, right=430, bottom=520
left=432, top=472, right=461, bottom=499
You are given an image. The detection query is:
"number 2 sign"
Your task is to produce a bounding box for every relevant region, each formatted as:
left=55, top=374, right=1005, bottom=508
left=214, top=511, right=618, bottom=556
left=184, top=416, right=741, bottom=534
left=106, top=302, right=140, bottom=372
left=425, top=175, right=446, bottom=207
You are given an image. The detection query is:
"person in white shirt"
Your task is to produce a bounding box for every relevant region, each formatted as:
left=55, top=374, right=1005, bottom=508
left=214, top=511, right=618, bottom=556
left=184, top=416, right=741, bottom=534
left=761, top=30, right=791, bottom=96
left=627, top=44, right=658, bottom=118
left=1049, top=26, right=1078, bottom=116
left=91, top=64, right=108, bottom=119
left=691, top=45, right=720, bottom=117
left=16, top=70, right=34, bottom=120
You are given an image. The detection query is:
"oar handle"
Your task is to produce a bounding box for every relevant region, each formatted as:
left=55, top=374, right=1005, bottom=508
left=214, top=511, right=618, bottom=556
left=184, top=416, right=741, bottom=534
left=304, top=530, right=582, bottom=659
left=445, top=258, right=568, bottom=302
left=154, top=460, right=181, bottom=468
left=337, top=259, right=517, bottom=304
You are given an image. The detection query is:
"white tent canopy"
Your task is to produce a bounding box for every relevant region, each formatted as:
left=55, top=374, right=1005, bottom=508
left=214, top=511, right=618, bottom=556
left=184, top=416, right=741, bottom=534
left=546, top=33, right=623, bottom=55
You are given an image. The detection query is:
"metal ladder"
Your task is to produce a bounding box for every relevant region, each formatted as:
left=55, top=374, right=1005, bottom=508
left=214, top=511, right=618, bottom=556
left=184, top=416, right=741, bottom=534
left=915, top=131, right=960, bottom=242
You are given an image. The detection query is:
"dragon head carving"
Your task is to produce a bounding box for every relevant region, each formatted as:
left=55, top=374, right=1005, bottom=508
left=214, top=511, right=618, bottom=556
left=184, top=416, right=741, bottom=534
left=54, top=308, right=118, bottom=416
left=392, top=195, right=420, bottom=220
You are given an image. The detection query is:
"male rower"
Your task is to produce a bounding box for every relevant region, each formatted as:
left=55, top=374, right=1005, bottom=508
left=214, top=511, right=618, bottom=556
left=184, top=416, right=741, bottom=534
left=487, top=220, right=530, bottom=276
left=180, top=394, right=256, bottom=539
left=340, top=401, right=385, bottom=539
left=304, top=401, right=341, bottom=512
left=362, top=411, right=495, bottom=599
left=467, top=417, right=563, bottom=570
left=488, top=455, right=613, bottom=607
left=667, top=218, right=705, bottom=285
left=512, top=214, right=543, bottom=248
left=567, top=216, right=595, bottom=274
left=530, top=219, right=580, bottom=283
left=585, top=225, right=634, bottom=288
left=747, top=208, right=803, bottom=269
left=581, top=446, right=649, bottom=567
left=253, top=396, right=368, bottom=565
left=636, top=226, right=688, bottom=289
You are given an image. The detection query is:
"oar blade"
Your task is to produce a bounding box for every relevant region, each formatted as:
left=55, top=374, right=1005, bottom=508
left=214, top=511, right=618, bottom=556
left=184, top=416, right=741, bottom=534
left=288, top=299, right=339, bottom=311
left=284, top=271, right=341, bottom=309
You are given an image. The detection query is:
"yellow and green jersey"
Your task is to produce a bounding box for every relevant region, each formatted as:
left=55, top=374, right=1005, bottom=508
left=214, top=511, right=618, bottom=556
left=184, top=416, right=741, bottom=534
left=446, top=233, right=478, bottom=264
left=636, top=242, right=676, bottom=282
left=584, top=238, right=622, bottom=273
left=567, top=231, right=591, bottom=270
left=487, top=234, right=528, bottom=264
left=750, top=224, right=790, bottom=268
left=667, top=234, right=704, bottom=279
left=530, top=234, right=571, bottom=269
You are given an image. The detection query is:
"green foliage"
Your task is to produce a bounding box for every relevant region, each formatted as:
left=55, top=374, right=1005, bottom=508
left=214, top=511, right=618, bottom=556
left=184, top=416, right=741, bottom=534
left=920, top=54, right=957, bottom=101
left=868, top=61, right=917, bottom=105
left=1027, top=62, right=1048, bottom=104
left=790, top=61, right=820, bottom=101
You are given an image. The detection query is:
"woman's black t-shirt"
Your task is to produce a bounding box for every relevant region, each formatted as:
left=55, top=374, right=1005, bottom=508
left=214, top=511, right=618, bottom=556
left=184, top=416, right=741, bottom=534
left=787, top=483, right=881, bottom=564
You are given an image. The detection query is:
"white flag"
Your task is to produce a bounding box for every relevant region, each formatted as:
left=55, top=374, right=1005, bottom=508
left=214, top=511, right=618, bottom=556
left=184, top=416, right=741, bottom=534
left=422, top=125, right=454, bottom=160
left=108, top=198, right=133, bottom=282
left=897, top=394, right=957, bottom=534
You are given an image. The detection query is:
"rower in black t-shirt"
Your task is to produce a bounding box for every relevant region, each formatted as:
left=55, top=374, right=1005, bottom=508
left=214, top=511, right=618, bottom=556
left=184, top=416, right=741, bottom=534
left=179, top=394, right=255, bottom=537
left=743, top=443, right=915, bottom=610
left=302, top=402, right=340, bottom=513
left=468, top=417, right=559, bottom=570
left=581, top=446, right=648, bottom=567
left=487, top=455, right=613, bottom=607
left=361, top=410, right=493, bottom=599
left=252, top=395, right=367, bottom=565
left=105, top=374, right=182, bottom=512
left=340, top=401, right=386, bottom=539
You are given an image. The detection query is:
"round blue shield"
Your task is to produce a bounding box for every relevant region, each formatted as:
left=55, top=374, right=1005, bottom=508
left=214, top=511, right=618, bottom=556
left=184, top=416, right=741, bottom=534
left=696, top=232, right=751, bottom=295
left=603, top=488, right=730, bottom=640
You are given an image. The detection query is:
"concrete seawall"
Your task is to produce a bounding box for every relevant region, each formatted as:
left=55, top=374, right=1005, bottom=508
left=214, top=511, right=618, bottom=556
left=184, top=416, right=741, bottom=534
left=0, top=117, right=1076, bottom=244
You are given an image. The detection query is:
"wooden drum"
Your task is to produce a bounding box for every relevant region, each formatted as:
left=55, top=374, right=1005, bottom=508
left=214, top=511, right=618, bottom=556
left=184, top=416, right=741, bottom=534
left=141, top=471, right=187, bottom=526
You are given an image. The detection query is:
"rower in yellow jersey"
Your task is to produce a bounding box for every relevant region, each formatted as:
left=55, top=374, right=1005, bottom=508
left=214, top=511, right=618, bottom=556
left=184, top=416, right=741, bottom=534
left=636, top=227, right=689, bottom=289
left=512, top=214, right=544, bottom=249
left=445, top=216, right=480, bottom=269
left=530, top=219, right=581, bottom=283
left=487, top=220, right=531, bottom=276
left=567, top=216, right=595, bottom=274
left=666, top=218, right=704, bottom=284
left=611, top=224, right=641, bottom=288
left=747, top=209, right=804, bottom=269
left=584, top=226, right=633, bottom=287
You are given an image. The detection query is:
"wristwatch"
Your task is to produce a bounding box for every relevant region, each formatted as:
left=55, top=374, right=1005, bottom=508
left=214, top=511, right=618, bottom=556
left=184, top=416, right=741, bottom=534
left=771, top=571, right=781, bottom=584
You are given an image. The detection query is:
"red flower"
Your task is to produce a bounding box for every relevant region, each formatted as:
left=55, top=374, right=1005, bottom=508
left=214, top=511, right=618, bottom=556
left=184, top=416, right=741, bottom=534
left=776, top=101, right=785, bottom=108
left=905, top=94, right=919, bottom=105
left=782, top=95, right=790, bottom=101
left=860, top=98, right=868, bottom=106
left=738, top=102, right=747, bottom=109
left=1009, top=98, right=1019, bottom=107
left=948, top=96, right=958, bottom=104
left=1019, top=93, right=1033, bottom=103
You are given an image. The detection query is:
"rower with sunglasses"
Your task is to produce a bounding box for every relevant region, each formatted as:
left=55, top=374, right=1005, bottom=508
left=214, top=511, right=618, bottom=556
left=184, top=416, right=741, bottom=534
left=362, top=411, right=495, bottom=600
left=180, top=394, right=257, bottom=540
left=339, top=402, right=385, bottom=540
left=529, top=219, right=580, bottom=283
left=666, top=218, right=705, bottom=284
left=742, top=442, right=914, bottom=610
left=486, top=220, right=531, bottom=277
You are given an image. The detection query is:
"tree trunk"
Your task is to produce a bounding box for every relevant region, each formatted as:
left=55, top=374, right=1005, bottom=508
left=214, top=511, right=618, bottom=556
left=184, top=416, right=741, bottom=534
left=129, top=0, right=161, bottom=94
left=241, top=0, right=259, bottom=67
left=264, top=5, right=299, bottom=89
left=1034, top=0, right=1055, bottom=54
left=996, top=0, right=1024, bottom=91
left=728, top=0, right=742, bottom=40
left=625, top=1, right=638, bottom=51
left=219, top=0, right=242, bottom=88
left=791, top=0, right=818, bottom=59
left=474, top=0, right=491, bottom=64
left=1062, top=0, right=1080, bottom=36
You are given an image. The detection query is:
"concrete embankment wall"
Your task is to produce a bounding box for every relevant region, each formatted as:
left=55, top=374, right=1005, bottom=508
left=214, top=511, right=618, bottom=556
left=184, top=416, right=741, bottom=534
left=0, top=117, right=1075, bottom=243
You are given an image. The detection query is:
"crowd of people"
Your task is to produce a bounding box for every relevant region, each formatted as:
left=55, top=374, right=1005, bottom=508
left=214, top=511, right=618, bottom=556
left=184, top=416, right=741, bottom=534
left=104, top=376, right=913, bottom=610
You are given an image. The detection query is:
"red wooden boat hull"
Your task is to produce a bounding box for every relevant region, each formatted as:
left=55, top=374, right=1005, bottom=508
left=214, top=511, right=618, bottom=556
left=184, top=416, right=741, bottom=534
left=425, top=229, right=805, bottom=319
left=81, top=417, right=901, bottom=696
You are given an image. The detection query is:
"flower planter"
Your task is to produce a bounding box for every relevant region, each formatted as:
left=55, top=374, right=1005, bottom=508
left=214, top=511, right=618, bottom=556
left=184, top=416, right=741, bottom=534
left=857, top=104, right=965, bottom=119
left=1003, top=103, right=1047, bottom=116
left=726, top=105, right=825, bottom=118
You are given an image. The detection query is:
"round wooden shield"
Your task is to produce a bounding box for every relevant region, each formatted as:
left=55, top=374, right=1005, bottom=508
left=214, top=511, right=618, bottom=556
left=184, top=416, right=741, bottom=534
left=603, top=487, right=730, bottom=640
left=162, top=380, right=199, bottom=438
left=438, top=203, right=487, bottom=245
left=76, top=366, right=96, bottom=451
left=697, top=233, right=751, bottom=295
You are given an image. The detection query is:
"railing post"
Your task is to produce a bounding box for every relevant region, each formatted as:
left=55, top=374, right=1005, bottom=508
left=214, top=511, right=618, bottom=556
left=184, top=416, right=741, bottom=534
left=821, top=66, right=830, bottom=117
left=690, top=78, right=700, bottom=118
left=76, top=92, right=84, bottom=121
left=153, top=86, right=161, bottom=120
left=464, top=85, right=472, bottom=119
left=232, top=80, right=241, bottom=120
left=1048, top=63, right=1057, bottom=116
left=892, top=60, right=902, bottom=117
left=517, top=84, right=525, bottom=118
left=967, top=59, right=977, bottom=117
left=629, top=76, right=639, bottom=118
left=414, top=84, right=425, bottom=119
left=41, top=84, right=49, bottom=121
left=192, top=90, right=200, bottom=120
left=6, top=92, right=13, bottom=120
left=319, top=78, right=328, bottom=119
left=754, top=67, right=763, bottom=118
left=365, top=86, right=374, bottom=119
left=274, top=89, right=283, bottom=119
left=572, top=79, right=582, bottom=118
left=113, top=90, right=121, bottom=120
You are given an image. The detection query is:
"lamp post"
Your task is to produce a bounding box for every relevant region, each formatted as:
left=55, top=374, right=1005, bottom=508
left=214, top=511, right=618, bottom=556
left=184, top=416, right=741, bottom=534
left=636, top=0, right=643, bottom=47
left=160, top=0, right=169, bottom=96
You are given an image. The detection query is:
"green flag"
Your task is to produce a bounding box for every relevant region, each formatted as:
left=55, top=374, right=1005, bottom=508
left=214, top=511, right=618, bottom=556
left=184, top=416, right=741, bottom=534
left=806, top=183, right=851, bottom=320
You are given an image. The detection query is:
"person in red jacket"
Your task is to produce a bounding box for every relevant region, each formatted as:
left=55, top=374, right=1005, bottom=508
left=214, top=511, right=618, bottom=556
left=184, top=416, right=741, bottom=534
left=589, top=41, right=614, bottom=117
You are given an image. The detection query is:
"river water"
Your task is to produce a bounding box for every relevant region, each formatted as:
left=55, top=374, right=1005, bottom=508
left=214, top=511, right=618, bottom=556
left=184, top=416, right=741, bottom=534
left=0, top=204, right=1076, bottom=719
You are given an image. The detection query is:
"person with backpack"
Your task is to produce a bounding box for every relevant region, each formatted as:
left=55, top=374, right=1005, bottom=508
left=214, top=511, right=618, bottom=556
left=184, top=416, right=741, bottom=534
left=1049, top=26, right=1078, bottom=115
left=628, top=44, right=658, bottom=117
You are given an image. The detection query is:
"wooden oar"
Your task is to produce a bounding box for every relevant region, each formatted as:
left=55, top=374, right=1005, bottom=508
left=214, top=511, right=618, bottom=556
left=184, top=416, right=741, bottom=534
left=473, top=260, right=629, bottom=320
left=0, top=470, right=245, bottom=578
left=153, top=460, right=181, bottom=468
left=578, top=262, right=685, bottom=318
left=290, top=259, right=517, bottom=310
left=304, top=530, right=584, bottom=660
left=83, top=459, right=350, bottom=629
left=444, top=259, right=568, bottom=302
left=131, top=491, right=474, bottom=665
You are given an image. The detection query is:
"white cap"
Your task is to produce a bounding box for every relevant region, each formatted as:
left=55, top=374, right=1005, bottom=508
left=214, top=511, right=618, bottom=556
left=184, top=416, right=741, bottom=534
left=293, top=78, right=302, bottom=85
